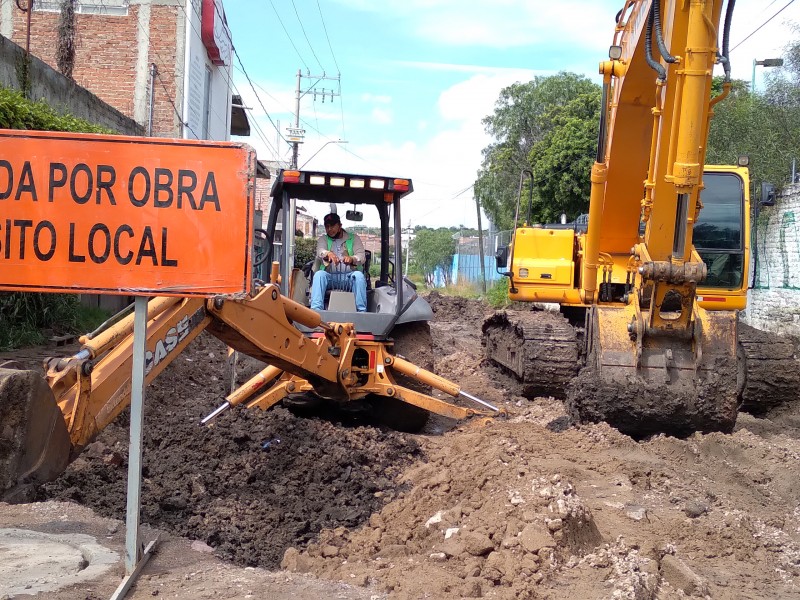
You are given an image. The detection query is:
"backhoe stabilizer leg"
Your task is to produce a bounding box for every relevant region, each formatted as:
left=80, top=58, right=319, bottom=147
left=387, top=355, right=498, bottom=412
left=201, top=365, right=285, bottom=425
left=374, top=383, right=497, bottom=421
left=245, top=377, right=312, bottom=412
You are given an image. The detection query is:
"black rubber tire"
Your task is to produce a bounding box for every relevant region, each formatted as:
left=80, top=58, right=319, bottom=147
left=368, top=395, right=430, bottom=433
left=370, top=320, right=434, bottom=433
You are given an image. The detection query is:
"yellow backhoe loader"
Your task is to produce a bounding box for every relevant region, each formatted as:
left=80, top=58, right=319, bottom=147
left=483, top=0, right=798, bottom=437
left=0, top=179, right=497, bottom=502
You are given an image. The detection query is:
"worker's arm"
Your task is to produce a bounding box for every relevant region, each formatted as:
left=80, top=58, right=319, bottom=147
left=348, top=233, right=366, bottom=266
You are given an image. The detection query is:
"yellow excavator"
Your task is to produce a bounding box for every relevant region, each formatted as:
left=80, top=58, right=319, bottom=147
left=0, top=176, right=497, bottom=502
left=484, top=0, right=797, bottom=437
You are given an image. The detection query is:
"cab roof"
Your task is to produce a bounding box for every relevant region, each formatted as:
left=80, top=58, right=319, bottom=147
left=270, top=169, right=414, bottom=205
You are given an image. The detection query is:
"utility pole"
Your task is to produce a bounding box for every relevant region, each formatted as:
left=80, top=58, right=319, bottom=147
left=405, top=223, right=411, bottom=274
left=476, top=198, right=486, bottom=293
left=288, top=70, right=341, bottom=169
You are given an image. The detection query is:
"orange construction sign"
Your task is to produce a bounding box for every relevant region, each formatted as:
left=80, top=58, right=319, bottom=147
left=0, top=129, right=255, bottom=296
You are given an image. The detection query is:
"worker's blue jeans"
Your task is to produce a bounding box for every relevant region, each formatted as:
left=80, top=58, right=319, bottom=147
left=310, top=270, right=367, bottom=312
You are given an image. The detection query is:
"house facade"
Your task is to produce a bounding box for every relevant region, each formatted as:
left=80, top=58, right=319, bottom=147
left=0, top=0, right=245, bottom=140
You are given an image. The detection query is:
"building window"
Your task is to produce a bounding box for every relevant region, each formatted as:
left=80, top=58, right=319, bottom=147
left=35, top=1, right=129, bottom=16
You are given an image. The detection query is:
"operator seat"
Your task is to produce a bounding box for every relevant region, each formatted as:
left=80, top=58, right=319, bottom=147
left=305, top=249, right=373, bottom=311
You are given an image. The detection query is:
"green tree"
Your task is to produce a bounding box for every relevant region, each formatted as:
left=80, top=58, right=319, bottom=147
left=410, top=229, right=456, bottom=287
left=528, top=91, right=600, bottom=222
left=707, top=34, right=800, bottom=188
left=475, top=73, right=600, bottom=230
left=706, top=77, right=799, bottom=188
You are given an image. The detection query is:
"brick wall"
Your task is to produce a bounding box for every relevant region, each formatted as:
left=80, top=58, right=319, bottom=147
left=743, top=183, right=800, bottom=335
left=0, top=35, right=142, bottom=134
left=148, top=5, right=180, bottom=136
left=3, top=1, right=182, bottom=136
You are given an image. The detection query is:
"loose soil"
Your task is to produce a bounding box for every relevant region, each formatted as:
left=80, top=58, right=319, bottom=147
left=3, top=290, right=800, bottom=598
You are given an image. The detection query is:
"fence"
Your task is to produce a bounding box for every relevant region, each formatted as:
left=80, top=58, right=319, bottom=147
left=436, top=230, right=513, bottom=289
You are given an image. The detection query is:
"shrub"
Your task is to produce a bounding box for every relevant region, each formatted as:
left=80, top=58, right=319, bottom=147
left=485, top=277, right=510, bottom=308
left=294, top=237, right=317, bottom=268
left=0, top=86, right=113, bottom=349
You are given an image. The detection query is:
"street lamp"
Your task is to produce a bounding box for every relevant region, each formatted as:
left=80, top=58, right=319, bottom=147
left=751, top=58, right=784, bottom=95
left=299, top=140, right=348, bottom=169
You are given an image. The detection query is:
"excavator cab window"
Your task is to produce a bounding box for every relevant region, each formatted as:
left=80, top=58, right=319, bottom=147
left=694, top=173, right=745, bottom=288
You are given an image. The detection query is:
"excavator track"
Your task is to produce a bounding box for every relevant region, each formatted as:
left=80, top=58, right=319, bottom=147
left=482, top=310, right=580, bottom=399
left=738, top=323, right=800, bottom=414
left=484, top=309, right=800, bottom=437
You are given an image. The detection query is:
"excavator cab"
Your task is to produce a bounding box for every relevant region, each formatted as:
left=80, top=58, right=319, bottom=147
left=265, top=170, right=433, bottom=340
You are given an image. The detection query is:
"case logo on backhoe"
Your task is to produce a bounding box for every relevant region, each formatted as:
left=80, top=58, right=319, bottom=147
left=145, top=306, right=207, bottom=374
left=0, top=130, right=256, bottom=297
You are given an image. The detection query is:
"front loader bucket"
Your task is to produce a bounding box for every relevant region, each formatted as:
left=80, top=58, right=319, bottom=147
left=0, top=368, right=71, bottom=502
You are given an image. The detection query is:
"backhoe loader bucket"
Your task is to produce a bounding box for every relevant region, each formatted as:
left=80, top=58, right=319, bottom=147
left=0, top=368, right=71, bottom=502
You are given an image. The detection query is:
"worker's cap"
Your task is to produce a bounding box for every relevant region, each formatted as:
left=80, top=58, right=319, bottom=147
left=323, top=213, right=341, bottom=226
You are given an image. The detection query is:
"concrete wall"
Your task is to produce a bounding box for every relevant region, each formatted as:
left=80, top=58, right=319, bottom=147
left=743, top=183, right=800, bottom=335
left=0, top=35, right=143, bottom=135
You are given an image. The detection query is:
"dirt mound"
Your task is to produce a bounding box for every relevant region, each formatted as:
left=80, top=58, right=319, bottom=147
left=425, top=291, right=488, bottom=325
left=281, top=422, right=608, bottom=599
left=40, top=333, right=422, bottom=569
left=279, top=408, right=800, bottom=599
left=15, top=292, right=800, bottom=599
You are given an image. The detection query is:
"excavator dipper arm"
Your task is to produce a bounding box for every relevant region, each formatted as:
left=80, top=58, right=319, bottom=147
left=0, top=284, right=494, bottom=501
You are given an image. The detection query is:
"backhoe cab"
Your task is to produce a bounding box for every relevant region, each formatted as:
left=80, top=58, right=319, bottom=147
left=265, top=170, right=433, bottom=338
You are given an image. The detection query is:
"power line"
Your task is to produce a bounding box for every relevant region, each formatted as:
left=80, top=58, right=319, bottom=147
left=268, top=0, right=309, bottom=71
left=230, top=80, right=282, bottom=162
left=233, top=48, right=291, bottom=146
left=236, top=71, right=341, bottom=147
left=730, top=0, right=797, bottom=52
left=173, top=3, right=240, bottom=131
left=315, top=0, right=340, bottom=73
left=154, top=67, right=200, bottom=138
left=291, top=0, right=325, bottom=72
left=313, top=1, right=347, bottom=142
left=128, top=7, right=203, bottom=138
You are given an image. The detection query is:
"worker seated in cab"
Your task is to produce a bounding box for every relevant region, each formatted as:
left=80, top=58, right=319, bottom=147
left=312, top=212, right=367, bottom=312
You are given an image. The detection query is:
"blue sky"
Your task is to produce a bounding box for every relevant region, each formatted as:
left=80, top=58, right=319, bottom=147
left=227, top=1, right=800, bottom=229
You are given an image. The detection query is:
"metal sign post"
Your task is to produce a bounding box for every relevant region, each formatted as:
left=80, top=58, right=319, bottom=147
left=110, top=296, right=157, bottom=599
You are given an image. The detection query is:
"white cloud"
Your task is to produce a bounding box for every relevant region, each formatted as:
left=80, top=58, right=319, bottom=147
left=240, top=0, right=800, bottom=230
left=371, top=107, right=394, bottom=124
left=727, top=3, right=800, bottom=85
left=361, top=93, right=392, bottom=104
left=298, top=72, right=524, bottom=228
left=393, top=61, right=542, bottom=76
left=437, top=71, right=532, bottom=121
left=332, top=0, right=616, bottom=49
